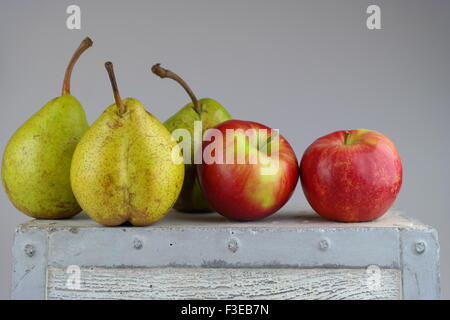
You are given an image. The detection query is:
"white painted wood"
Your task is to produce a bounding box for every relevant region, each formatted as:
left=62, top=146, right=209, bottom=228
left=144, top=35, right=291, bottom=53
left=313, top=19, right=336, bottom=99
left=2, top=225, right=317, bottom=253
left=45, top=223, right=402, bottom=269
left=46, top=267, right=401, bottom=300
left=11, top=205, right=440, bottom=300
left=11, top=228, right=47, bottom=300
left=16, top=206, right=423, bottom=230
left=400, top=229, right=440, bottom=299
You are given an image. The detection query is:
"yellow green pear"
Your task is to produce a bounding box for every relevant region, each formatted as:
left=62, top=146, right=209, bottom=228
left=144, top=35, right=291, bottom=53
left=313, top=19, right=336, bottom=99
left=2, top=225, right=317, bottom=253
left=151, top=64, right=232, bottom=213
left=2, top=37, right=92, bottom=219
left=70, top=62, right=184, bottom=226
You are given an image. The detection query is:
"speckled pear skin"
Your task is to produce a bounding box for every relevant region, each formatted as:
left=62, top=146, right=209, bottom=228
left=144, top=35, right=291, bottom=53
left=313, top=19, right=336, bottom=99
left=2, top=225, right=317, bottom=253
left=2, top=95, right=89, bottom=218
left=70, top=98, right=184, bottom=226
left=164, top=98, right=232, bottom=212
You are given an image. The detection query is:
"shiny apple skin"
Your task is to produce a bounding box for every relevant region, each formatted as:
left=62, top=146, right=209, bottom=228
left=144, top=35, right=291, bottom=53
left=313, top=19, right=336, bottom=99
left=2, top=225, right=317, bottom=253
left=197, top=120, right=299, bottom=221
left=300, top=129, right=402, bottom=222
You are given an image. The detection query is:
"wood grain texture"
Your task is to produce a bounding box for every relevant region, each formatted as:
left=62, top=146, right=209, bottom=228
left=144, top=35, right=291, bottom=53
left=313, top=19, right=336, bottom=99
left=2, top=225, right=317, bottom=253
left=47, top=267, right=401, bottom=300
left=12, top=205, right=439, bottom=299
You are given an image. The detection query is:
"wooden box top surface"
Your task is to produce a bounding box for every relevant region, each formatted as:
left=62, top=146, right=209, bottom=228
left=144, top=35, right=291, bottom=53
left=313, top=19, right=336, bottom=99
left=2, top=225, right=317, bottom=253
left=17, top=205, right=432, bottom=232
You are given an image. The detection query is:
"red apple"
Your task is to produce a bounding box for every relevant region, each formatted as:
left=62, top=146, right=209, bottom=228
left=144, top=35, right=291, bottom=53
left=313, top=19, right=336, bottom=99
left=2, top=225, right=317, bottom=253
left=300, top=129, right=402, bottom=222
left=197, top=120, right=299, bottom=221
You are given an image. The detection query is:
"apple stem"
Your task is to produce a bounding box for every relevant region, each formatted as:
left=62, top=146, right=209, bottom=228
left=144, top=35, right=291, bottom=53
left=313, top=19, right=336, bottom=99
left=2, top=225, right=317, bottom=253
left=61, top=37, right=93, bottom=96
left=344, top=131, right=351, bottom=145
left=151, top=63, right=202, bottom=114
left=105, top=62, right=126, bottom=116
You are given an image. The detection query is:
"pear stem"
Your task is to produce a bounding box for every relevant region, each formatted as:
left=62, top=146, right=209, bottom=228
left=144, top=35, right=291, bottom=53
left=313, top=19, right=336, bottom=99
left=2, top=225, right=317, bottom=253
left=344, top=131, right=351, bottom=145
left=61, top=37, right=93, bottom=95
left=151, top=63, right=202, bottom=114
left=105, top=62, right=126, bottom=116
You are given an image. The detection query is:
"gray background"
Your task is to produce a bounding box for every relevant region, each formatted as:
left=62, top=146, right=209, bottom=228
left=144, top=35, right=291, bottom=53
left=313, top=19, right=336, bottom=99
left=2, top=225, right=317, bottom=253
left=0, top=0, right=449, bottom=299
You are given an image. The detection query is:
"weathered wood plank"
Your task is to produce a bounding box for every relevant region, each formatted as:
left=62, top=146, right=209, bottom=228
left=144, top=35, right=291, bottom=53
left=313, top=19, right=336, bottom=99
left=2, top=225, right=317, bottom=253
left=12, top=205, right=439, bottom=299
left=47, top=267, right=402, bottom=300
left=18, top=207, right=424, bottom=231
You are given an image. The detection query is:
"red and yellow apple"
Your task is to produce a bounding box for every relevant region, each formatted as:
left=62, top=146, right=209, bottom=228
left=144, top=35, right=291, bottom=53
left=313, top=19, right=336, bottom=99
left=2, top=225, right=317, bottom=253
left=197, top=120, right=299, bottom=221
left=300, top=129, right=402, bottom=222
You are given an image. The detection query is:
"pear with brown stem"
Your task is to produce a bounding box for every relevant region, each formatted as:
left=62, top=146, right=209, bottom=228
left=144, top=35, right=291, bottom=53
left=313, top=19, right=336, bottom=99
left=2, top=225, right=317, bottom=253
left=151, top=64, right=232, bottom=213
left=2, top=37, right=92, bottom=218
left=71, top=62, right=184, bottom=226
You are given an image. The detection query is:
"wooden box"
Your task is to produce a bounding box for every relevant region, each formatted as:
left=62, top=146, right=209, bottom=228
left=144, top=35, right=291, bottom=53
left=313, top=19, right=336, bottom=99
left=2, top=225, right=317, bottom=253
left=11, top=206, right=440, bottom=300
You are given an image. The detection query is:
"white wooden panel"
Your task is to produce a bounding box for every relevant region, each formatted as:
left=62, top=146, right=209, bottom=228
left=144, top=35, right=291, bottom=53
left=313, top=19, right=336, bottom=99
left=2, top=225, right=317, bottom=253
left=12, top=205, right=439, bottom=299
left=47, top=267, right=402, bottom=300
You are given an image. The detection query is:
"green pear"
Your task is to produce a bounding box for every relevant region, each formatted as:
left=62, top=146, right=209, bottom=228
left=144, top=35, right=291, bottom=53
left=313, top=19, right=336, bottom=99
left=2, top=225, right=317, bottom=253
left=70, top=62, right=184, bottom=226
left=2, top=37, right=92, bottom=219
left=151, top=64, right=232, bottom=213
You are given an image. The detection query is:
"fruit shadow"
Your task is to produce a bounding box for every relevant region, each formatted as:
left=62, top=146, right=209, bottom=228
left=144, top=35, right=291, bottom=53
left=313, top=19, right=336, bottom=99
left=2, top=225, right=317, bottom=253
left=165, top=208, right=327, bottom=225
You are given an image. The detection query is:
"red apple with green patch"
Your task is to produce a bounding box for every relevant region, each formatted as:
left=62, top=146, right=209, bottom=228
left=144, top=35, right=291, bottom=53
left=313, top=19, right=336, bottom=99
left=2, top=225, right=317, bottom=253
left=300, top=129, right=402, bottom=222
left=197, top=120, right=299, bottom=221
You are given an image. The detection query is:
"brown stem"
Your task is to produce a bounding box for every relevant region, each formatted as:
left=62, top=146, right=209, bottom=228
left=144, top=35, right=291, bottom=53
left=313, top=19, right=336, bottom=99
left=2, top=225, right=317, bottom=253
left=61, top=37, right=93, bottom=95
left=104, top=62, right=126, bottom=116
left=151, top=63, right=202, bottom=113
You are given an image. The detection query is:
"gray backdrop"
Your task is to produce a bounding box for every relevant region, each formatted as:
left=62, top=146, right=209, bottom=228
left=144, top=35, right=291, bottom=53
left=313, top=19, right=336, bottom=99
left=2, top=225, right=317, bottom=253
left=1, top=0, right=449, bottom=299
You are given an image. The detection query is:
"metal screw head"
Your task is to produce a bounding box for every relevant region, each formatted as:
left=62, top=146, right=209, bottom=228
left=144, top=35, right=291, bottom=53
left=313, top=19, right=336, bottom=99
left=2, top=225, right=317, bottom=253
left=24, top=244, right=35, bottom=257
left=69, top=227, right=79, bottom=234
left=228, top=239, right=239, bottom=253
left=319, top=238, right=330, bottom=251
left=133, top=238, right=143, bottom=250
left=415, top=241, right=426, bottom=254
